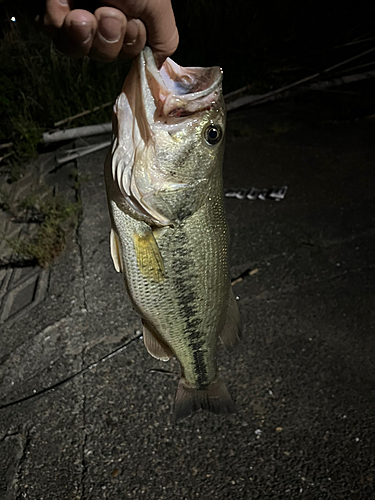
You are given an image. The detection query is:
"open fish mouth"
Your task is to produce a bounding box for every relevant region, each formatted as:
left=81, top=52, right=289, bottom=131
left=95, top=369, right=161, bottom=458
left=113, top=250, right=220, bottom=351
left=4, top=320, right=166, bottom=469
left=141, top=47, right=223, bottom=121
left=110, top=48, right=225, bottom=226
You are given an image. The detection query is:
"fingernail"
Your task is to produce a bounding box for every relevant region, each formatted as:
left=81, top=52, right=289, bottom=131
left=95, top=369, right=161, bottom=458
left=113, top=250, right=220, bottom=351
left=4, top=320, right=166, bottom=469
left=99, top=16, right=122, bottom=43
left=124, top=19, right=140, bottom=45
left=70, top=21, right=93, bottom=45
left=59, top=0, right=69, bottom=5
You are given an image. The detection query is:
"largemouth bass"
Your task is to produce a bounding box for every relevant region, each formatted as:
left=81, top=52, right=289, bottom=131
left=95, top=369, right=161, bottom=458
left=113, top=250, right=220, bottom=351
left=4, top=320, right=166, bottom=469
left=105, top=48, right=241, bottom=420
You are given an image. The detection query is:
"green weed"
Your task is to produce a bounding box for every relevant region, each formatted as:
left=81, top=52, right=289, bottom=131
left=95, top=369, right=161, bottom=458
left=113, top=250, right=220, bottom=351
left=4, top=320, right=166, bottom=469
left=70, top=167, right=92, bottom=190
left=7, top=193, right=81, bottom=267
left=0, top=12, right=129, bottom=175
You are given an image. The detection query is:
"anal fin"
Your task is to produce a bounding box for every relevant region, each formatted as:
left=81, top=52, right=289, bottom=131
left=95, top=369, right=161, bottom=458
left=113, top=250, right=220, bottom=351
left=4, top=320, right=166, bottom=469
left=174, top=376, right=235, bottom=421
left=219, top=288, right=242, bottom=349
left=142, top=320, right=174, bottom=362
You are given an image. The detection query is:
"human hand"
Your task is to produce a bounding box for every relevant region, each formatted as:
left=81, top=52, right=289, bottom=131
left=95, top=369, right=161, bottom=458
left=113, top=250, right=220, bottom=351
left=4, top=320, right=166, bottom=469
left=36, top=0, right=178, bottom=66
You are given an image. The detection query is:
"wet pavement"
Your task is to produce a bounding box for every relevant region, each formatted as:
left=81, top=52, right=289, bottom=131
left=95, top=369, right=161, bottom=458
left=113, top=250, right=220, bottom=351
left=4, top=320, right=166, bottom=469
left=1, top=95, right=375, bottom=499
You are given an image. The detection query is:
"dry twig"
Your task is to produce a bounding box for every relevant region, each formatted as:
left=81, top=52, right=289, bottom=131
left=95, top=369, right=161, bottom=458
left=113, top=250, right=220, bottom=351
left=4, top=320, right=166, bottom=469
left=55, top=141, right=111, bottom=165
left=226, top=47, right=375, bottom=111
left=0, top=151, right=14, bottom=163
left=43, top=122, right=112, bottom=143
left=54, top=101, right=112, bottom=127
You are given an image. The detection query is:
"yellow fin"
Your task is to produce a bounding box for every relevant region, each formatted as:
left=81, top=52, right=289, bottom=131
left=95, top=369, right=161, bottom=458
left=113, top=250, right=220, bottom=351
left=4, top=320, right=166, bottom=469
left=142, top=320, right=173, bottom=362
left=133, top=229, right=165, bottom=282
left=110, top=228, right=122, bottom=273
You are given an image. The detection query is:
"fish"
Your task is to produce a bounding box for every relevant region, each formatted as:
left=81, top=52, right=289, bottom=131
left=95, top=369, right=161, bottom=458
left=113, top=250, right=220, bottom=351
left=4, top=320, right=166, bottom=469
left=104, top=47, right=241, bottom=420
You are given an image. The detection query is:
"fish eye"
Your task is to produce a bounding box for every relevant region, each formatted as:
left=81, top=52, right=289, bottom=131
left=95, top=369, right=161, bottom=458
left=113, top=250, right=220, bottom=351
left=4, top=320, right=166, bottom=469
left=203, top=123, right=223, bottom=146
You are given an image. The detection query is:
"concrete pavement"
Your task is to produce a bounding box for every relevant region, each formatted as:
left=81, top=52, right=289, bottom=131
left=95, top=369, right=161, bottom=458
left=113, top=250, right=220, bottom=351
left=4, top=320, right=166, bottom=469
left=1, top=95, right=374, bottom=499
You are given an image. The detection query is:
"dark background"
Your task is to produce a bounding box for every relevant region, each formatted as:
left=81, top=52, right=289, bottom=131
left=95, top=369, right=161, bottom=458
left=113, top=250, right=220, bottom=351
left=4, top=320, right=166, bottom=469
left=1, top=2, right=375, bottom=499
left=174, top=2, right=375, bottom=89
left=0, top=1, right=374, bottom=147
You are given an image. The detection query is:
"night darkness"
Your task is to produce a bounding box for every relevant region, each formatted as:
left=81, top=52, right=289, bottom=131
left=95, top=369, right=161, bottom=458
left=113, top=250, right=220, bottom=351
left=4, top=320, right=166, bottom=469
left=1, top=2, right=375, bottom=500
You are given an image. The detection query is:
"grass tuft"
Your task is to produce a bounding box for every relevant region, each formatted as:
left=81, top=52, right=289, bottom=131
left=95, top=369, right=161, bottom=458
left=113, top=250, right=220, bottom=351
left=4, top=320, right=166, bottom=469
left=0, top=11, right=129, bottom=177
left=7, top=193, right=81, bottom=267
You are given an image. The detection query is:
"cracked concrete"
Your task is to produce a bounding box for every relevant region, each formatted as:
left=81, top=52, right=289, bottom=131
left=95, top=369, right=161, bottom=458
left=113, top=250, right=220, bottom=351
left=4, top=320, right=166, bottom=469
left=0, top=425, right=29, bottom=500
left=0, top=331, right=142, bottom=412
left=0, top=94, right=375, bottom=499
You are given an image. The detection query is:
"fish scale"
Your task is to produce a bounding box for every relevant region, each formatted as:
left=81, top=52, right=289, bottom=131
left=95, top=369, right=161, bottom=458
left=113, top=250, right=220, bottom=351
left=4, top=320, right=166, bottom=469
left=105, top=48, right=241, bottom=419
left=108, top=175, right=229, bottom=386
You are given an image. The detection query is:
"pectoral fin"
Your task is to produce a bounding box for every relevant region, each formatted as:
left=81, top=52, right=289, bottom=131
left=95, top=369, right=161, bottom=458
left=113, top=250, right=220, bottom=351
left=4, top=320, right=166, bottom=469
left=142, top=320, right=174, bottom=361
left=110, top=228, right=122, bottom=273
left=219, top=288, right=242, bottom=349
left=133, top=228, right=165, bottom=282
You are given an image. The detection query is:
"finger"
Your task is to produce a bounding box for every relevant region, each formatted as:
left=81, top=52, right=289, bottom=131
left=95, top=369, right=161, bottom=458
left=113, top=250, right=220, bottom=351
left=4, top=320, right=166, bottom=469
left=54, top=9, right=97, bottom=58
left=120, top=18, right=147, bottom=59
left=89, top=7, right=127, bottom=62
left=40, top=0, right=72, bottom=37
left=96, top=0, right=179, bottom=66
left=140, top=0, right=179, bottom=66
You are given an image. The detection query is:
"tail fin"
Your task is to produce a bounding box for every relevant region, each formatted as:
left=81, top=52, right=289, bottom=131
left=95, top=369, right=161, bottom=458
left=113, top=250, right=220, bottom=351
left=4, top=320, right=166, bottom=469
left=174, top=377, right=235, bottom=421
